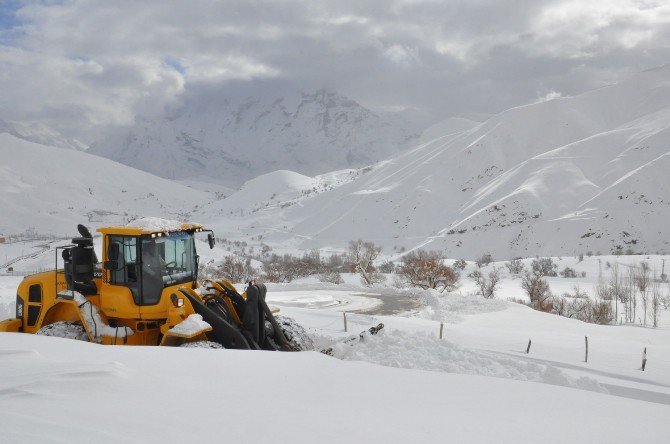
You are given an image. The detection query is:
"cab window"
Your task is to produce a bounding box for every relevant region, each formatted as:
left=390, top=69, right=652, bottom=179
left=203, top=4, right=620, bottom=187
left=108, top=235, right=139, bottom=302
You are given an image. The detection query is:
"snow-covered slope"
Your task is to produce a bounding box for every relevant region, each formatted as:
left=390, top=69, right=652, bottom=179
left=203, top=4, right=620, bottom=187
left=0, top=133, right=211, bottom=236
left=206, top=66, right=670, bottom=258
left=89, top=89, right=426, bottom=188
left=0, top=119, right=87, bottom=150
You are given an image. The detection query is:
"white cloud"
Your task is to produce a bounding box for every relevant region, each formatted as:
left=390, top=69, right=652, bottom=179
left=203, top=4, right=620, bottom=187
left=0, top=0, right=669, bottom=142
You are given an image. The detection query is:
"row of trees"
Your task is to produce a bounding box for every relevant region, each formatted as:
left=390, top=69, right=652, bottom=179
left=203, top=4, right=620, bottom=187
left=597, top=262, right=670, bottom=327
left=203, top=244, right=668, bottom=328
left=506, top=259, right=669, bottom=326
left=202, top=240, right=461, bottom=291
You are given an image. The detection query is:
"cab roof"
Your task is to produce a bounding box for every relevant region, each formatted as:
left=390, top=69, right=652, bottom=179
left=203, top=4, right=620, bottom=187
left=97, top=218, right=204, bottom=236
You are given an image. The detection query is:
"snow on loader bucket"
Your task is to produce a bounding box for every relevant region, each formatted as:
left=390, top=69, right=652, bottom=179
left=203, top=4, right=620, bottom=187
left=0, top=220, right=304, bottom=351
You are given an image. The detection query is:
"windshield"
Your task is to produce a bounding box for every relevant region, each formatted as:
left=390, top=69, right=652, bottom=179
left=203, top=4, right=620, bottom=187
left=141, top=231, right=196, bottom=288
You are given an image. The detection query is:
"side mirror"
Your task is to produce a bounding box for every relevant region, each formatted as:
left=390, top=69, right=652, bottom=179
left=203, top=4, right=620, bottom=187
left=207, top=233, right=216, bottom=249
left=108, top=242, right=120, bottom=261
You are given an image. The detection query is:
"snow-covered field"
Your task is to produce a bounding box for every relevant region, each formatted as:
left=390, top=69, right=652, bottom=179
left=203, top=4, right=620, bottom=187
left=2, top=250, right=670, bottom=442
left=3, top=332, right=668, bottom=444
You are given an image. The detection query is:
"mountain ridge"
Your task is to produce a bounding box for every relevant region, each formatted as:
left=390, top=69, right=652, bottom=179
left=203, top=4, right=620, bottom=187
left=89, top=88, right=429, bottom=188
left=200, top=66, right=670, bottom=259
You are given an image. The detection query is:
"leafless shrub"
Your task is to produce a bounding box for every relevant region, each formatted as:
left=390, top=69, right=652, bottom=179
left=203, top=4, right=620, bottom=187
left=521, top=271, right=552, bottom=310
left=318, top=271, right=344, bottom=284
left=561, top=285, right=589, bottom=299
left=469, top=267, right=502, bottom=299
left=505, top=258, right=525, bottom=275
left=398, top=250, right=459, bottom=292
left=220, top=255, right=256, bottom=283
left=325, top=253, right=346, bottom=273
left=551, top=293, right=613, bottom=324
left=378, top=261, right=396, bottom=274
left=509, top=297, right=527, bottom=306
left=476, top=253, right=493, bottom=268
left=559, top=267, right=577, bottom=278
left=590, top=298, right=614, bottom=324
left=531, top=258, right=558, bottom=277
left=453, top=259, right=467, bottom=270
left=261, top=254, right=300, bottom=283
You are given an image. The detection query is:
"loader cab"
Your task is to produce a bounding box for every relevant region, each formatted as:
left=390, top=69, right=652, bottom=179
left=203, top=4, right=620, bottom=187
left=99, top=224, right=215, bottom=315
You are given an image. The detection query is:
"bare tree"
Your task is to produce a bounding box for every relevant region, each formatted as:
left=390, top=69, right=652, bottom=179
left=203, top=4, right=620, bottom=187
left=469, top=267, right=502, bottom=298
left=635, top=263, right=650, bottom=325
left=522, top=271, right=552, bottom=310
left=398, top=250, right=459, bottom=292
left=625, top=266, right=637, bottom=323
left=651, top=276, right=661, bottom=328
left=609, top=263, right=623, bottom=323
left=662, top=283, right=670, bottom=310
left=346, top=240, right=384, bottom=286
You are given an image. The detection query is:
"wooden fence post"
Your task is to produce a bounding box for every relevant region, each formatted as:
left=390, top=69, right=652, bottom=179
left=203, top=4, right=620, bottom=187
left=526, top=339, right=532, bottom=354
left=642, top=347, right=647, bottom=371
left=343, top=312, right=348, bottom=332
left=439, top=322, right=444, bottom=339
left=585, top=336, right=588, bottom=363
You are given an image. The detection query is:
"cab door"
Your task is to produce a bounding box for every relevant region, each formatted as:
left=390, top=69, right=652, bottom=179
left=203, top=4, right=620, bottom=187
left=100, top=235, right=141, bottom=319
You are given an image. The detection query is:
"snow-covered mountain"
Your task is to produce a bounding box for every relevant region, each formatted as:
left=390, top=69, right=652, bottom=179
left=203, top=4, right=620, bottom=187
left=201, top=66, right=670, bottom=259
left=0, top=119, right=87, bottom=151
left=89, top=89, right=427, bottom=188
left=0, top=133, right=211, bottom=236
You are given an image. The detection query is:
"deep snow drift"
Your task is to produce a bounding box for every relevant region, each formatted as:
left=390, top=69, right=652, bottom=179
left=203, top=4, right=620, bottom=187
left=0, top=292, right=670, bottom=443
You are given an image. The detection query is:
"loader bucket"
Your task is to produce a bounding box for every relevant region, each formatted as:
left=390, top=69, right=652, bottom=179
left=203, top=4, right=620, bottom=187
left=179, top=290, right=251, bottom=349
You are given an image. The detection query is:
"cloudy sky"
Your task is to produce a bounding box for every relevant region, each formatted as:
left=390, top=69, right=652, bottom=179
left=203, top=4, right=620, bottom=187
left=1, top=0, right=669, bottom=142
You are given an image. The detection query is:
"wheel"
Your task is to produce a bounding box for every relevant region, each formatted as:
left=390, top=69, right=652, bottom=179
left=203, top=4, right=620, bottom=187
left=275, top=315, right=313, bottom=351
left=179, top=340, right=224, bottom=349
left=36, top=321, right=89, bottom=341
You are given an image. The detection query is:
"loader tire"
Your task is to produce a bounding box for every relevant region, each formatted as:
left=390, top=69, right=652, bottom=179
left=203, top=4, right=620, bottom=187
left=275, top=316, right=313, bottom=351
left=36, top=321, right=89, bottom=341
left=179, top=341, right=224, bottom=349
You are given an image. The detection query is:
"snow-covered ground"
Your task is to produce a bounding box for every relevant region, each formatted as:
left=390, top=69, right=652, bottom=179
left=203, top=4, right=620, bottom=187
left=3, top=333, right=668, bottom=443
left=2, top=251, right=670, bottom=442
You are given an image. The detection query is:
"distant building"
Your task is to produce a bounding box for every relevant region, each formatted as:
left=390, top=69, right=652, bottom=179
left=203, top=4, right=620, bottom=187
left=0, top=234, right=5, bottom=244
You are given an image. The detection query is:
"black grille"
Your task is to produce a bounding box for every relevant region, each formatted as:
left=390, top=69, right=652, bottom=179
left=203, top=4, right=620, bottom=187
left=27, top=305, right=41, bottom=326
left=28, top=284, right=42, bottom=303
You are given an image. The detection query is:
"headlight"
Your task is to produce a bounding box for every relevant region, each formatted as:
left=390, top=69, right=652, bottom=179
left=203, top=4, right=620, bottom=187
left=16, top=295, right=24, bottom=319
left=170, top=294, right=184, bottom=308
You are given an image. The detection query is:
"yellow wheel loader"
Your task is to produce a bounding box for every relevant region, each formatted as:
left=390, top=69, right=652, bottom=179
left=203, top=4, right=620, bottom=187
left=0, top=221, right=307, bottom=351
